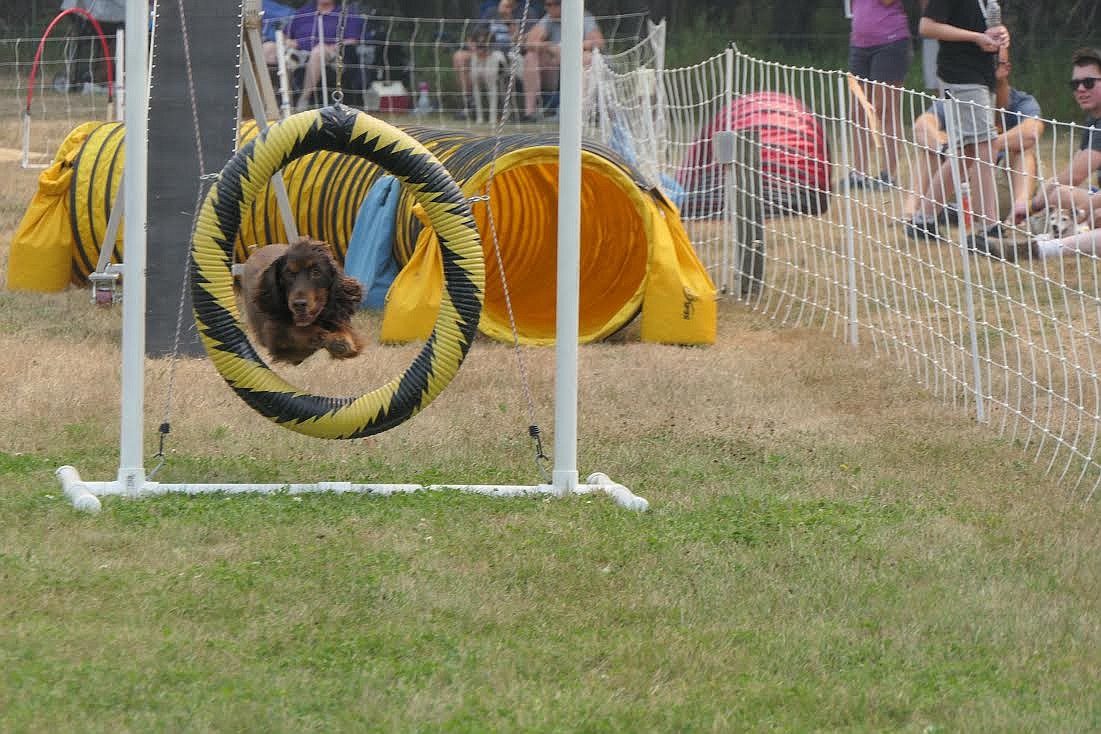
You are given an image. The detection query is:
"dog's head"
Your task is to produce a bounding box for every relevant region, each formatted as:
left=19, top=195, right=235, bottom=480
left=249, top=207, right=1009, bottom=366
left=1028, top=209, right=1078, bottom=239
left=257, top=239, right=358, bottom=327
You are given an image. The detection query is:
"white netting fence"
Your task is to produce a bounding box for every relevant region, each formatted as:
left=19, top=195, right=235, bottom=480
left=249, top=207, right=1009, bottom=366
left=586, top=46, right=1101, bottom=495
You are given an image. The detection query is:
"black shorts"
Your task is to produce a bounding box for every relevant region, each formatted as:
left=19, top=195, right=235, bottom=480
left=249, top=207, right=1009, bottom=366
left=849, top=38, right=913, bottom=83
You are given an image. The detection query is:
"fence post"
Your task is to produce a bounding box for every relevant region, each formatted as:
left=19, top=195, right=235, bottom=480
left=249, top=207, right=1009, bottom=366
left=721, top=44, right=735, bottom=295
left=941, top=93, right=986, bottom=422
left=836, top=73, right=859, bottom=346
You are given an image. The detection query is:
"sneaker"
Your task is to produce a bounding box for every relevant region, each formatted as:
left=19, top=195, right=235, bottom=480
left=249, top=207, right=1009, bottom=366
left=938, top=206, right=960, bottom=226
left=845, top=171, right=870, bottom=191
left=875, top=171, right=895, bottom=189
left=1030, top=235, right=1064, bottom=260
left=904, top=215, right=940, bottom=241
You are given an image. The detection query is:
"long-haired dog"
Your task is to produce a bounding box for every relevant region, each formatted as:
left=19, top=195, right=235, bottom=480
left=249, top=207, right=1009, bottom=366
left=239, top=238, right=366, bottom=365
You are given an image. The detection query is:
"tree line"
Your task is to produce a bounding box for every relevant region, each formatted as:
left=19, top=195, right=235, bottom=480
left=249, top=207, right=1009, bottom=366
left=12, top=1, right=1097, bottom=47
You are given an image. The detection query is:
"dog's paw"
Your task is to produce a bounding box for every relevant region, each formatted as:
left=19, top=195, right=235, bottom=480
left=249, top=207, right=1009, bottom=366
left=325, top=335, right=361, bottom=359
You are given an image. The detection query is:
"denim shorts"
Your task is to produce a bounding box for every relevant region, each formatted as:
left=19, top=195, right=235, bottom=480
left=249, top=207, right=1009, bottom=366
left=939, top=82, right=996, bottom=151
left=849, top=38, right=913, bottom=82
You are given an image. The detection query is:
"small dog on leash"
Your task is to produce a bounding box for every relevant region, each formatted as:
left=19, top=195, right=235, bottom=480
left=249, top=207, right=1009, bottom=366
left=1027, top=208, right=1086, bottom=239
left=238, top=238, right=365, bottom=366
left=468, top=26, right=507, bottom=124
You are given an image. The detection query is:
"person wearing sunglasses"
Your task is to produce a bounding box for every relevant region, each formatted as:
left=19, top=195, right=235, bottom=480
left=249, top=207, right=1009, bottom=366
left=1012, top=47, right=1101, bottom=247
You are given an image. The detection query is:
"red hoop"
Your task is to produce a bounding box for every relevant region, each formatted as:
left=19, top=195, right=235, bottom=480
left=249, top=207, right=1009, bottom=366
left=26, top=7, right=116, bottom=111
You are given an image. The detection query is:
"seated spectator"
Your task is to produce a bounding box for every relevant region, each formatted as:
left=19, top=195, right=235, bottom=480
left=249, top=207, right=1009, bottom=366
left=453, top=0, right=522, bottom=117
left=60, top=0, right=125, bottom=88
left=1013, top=48, right=1101, bottom=228
left=260, top=0, right=297, bottom=66
left=284, top=0, right=365, bottom=111
left=906, top=47, right=1044, bottom=233
left=521, top=0, right=604, bottom=121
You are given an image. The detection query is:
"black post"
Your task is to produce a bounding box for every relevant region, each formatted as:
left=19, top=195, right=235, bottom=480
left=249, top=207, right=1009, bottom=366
left=146, top=1, right=241, bottom=357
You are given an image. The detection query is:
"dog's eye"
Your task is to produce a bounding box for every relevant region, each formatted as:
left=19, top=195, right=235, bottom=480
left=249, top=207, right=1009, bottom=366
left=310, top=266, right=324, bottom=279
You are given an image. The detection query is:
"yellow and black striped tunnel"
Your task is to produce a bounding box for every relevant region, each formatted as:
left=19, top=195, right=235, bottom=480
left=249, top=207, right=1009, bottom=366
left=190, top=105, right=484, bottom=439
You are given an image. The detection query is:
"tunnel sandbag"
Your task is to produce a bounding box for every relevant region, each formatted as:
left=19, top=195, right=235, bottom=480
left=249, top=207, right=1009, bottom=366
left=6, top=121, right=102, bottom=292
left=640, top=192, right=717, bottom=345
left=191, top=106, right=484, bottom=439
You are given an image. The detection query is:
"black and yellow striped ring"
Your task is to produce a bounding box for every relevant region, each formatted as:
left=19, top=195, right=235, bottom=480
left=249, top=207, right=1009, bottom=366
left=190, top=105, right=484, bottom=439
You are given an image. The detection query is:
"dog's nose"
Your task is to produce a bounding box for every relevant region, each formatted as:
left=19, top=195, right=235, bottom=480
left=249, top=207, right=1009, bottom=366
left=292, top=298, right=308, bottom=311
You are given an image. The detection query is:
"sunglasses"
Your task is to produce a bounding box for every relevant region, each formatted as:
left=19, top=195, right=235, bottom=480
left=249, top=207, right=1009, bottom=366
left=1070, top=77, right=1101, bottom=91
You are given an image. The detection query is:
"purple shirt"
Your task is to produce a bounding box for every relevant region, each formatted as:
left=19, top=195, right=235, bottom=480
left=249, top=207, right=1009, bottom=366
left=285, top=2, right=365, bottom=52
left=850, top=0, right=911, bottom=48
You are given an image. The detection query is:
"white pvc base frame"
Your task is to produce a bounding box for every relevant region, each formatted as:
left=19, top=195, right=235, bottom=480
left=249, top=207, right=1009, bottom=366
left=57, top=466, right=649, bottom=513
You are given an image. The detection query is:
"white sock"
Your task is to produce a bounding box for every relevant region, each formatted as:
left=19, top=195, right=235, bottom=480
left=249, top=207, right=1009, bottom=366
left=1033, top=237, right=1065, bottom=259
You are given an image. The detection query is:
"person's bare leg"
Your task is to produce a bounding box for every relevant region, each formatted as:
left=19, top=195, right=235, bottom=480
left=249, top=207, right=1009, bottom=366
left=877, top=82, right=905, bottom=181
left=453, top=48, right=473, bottom=100
left=970, top=139, right=1002, bottom=233
left=296, top=45, right=326, bottom=111
left=907, top=113, right=943, bottom=217
left=523, top=50, right=541, bottom=116
left=538, top=45, right=561, bottom=111
left=1005, top=149, right=1037, bottom=213
left=1032, top=228, right=1101, bottom=259
left=850, top=81, right=875, bottom=179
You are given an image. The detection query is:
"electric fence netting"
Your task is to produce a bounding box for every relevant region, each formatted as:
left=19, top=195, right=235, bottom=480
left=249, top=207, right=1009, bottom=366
left=587, top=45, right=1101, bottom=495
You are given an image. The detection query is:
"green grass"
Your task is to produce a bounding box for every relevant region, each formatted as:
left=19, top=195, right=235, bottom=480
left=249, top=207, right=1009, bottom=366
left=4, top=347, right=1101, bottom=731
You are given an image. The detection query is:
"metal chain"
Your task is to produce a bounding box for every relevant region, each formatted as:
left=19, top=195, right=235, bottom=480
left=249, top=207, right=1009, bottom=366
left=149, top=0, right=213, bottom=479
left=332, top=1, right=349, bottom=104
left=477, top=0, right=550, bottom=481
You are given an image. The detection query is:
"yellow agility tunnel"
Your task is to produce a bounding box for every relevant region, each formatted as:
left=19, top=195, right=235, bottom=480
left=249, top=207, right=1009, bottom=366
left=7, top=118, right=715, bottom=345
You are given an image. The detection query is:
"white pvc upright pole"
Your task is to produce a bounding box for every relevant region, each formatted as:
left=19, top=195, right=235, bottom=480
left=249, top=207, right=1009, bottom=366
left=552, top=0, right=584, bottom=494
left=837, top=73, right=859, bottom=347
left=118, top=0, right=149, bottom=495
left=115, top=28, right=125, bottom=121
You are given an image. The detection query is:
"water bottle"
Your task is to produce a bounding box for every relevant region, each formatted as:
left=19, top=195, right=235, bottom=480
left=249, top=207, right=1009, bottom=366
left=415, top=82, right=432, bottom=117
left=984, top=0, right=1001, bottom=28
left=959, top=183, right=973, bottom=229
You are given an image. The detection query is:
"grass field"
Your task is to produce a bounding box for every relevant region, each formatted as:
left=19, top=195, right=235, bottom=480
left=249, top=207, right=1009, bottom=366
left=3, top=126, right=1101, bottom=731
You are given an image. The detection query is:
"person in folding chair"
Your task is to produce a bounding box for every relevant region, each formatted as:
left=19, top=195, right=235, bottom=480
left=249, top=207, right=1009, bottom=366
left=519, top=0, right=603, bottom=122
left=284, top=0, right=365, bottom=111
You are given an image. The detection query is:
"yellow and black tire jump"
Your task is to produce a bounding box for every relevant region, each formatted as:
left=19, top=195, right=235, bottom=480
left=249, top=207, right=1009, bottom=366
left=190, top=105, right=484, bottom=439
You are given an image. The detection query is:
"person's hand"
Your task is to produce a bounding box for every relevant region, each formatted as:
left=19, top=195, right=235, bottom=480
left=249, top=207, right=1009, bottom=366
left=975, top=30, right=1001, bottom=53
left=987, top=24, right=1010, bottom=48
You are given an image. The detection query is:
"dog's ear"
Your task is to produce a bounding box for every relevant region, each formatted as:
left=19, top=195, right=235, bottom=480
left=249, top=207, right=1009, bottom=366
left=325, top=268, right=364, bottom=323
left=256, top=254, right=289, bottom=317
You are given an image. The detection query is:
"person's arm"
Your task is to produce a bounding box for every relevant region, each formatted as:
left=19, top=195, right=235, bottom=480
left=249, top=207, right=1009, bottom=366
left=1015, top=149, right=1101, bottom=220
left=993, top=118, right=1044, bottom=155
left=583, top=24, right=604, bottom=53
left=919, top=17, right=1005, bottom=51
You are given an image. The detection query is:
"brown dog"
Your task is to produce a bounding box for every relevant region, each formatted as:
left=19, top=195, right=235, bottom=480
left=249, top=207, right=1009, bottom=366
left=239, top=239, right=366, bottom=365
